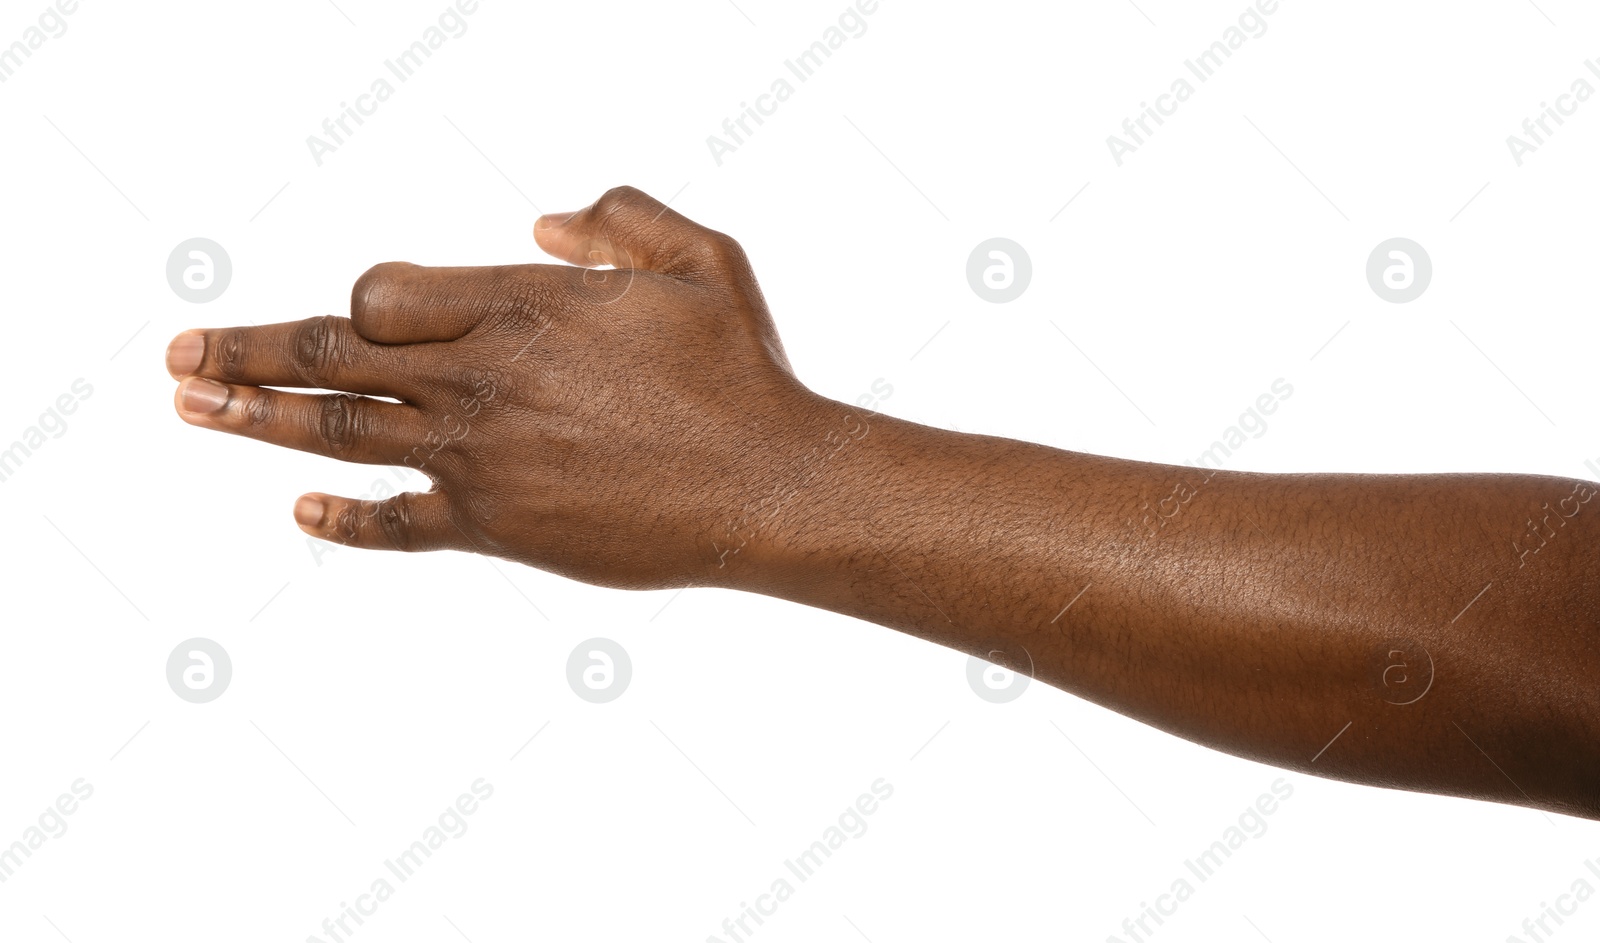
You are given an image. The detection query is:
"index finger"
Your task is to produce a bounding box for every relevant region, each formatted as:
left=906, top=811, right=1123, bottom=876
left=350, top=261, right=565, bottom=344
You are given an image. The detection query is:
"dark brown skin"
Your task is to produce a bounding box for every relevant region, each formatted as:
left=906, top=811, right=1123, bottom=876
left=166, top=186, right=1600, bottom=821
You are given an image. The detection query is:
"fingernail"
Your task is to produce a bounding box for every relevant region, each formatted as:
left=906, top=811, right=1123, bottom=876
left=294, top=495, right=325, bottom=528
left=179, top=377, right=230, bottom=413
left=166, top=332, right=204, bottom=377
left=536, top=211, right=576, bottom=231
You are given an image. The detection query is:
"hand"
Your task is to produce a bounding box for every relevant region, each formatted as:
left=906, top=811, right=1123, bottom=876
left=165, top=186, right=836, bottom=589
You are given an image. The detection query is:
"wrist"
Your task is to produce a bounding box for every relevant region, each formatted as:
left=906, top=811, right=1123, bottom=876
left=697, top=386, right=892, bottom=594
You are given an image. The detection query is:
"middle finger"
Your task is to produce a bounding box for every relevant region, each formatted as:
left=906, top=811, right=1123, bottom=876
left=167, top=315, right=434, bottom=400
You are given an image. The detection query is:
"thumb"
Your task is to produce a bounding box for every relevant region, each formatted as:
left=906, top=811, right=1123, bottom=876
left=533, top=185, right=750, bottom=283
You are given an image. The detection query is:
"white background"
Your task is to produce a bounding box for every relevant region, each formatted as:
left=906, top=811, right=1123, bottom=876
left=1, top=0, right=1597, bottom=940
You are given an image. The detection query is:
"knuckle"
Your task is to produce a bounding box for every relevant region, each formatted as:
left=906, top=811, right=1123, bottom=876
left=444, top=362, right=509, bottom=407
left=595, top=185, right=644, bottom=216
left=378, top=492, right=416, bottom=552
left=350, top=261, right=414, bottom=325
left=211, top=329, right=248, bottom=382
left=459, top=489, right=503, bottom=533
left=291, top=315, right=350, bottom=387
left=330, top=501, right=361, bottom=544
left=695, top=229, right=749, bottom=272
left=242, top=390, right=274, bottom=428
left=317, top=393, right=363, bottom=454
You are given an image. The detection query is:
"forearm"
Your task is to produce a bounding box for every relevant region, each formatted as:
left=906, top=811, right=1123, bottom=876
left=726, top=393, right=1600, bottom=819
left=166, top=184, right=1598, bottom=819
